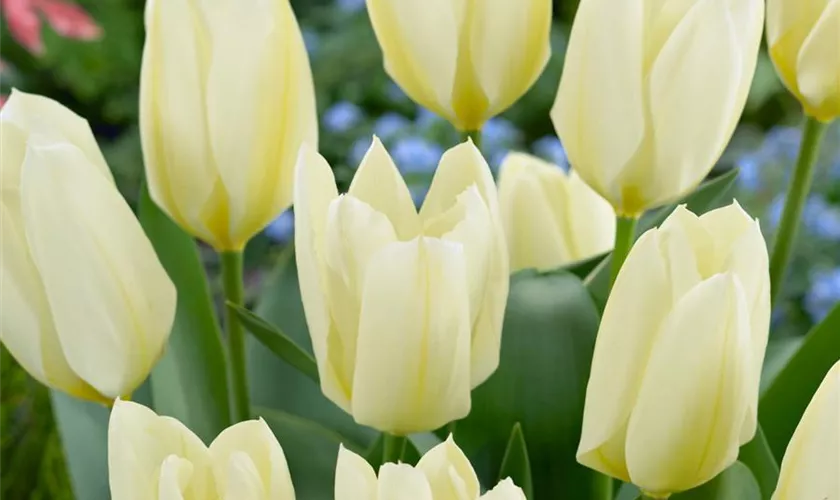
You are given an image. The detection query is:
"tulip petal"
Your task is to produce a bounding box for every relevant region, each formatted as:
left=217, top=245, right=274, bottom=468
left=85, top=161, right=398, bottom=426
left=209, top=418, right=294, bottom=499
left=551, top=0, right=646, bottom=206
left=21, top=144, right=176, bottom=398
left=158, top=455, right=194, bottom=500
left=108, top=400, right=212, bottom=500
left=293, top=145, right=347, bottom=410
left=773, top=361, right=840, bottom=500
left=366, top=0, right=460, bottom=121
left=566, top=170, right=615, bottom=260
left=415, top=436, right=480, bottom=499
left=349, top=137, right=421, bottom=239
left=422, top=141, right=508, bottom=386
left=140, top=0, right=217, bottom=243
left=766, top=0, right=831, bottom=100
left=335, top=445, right=378, bottom=500
left=351, top=238, right=472, bottom=434
left=642, top=0, right=742, bottom=208
left=577, top=230, right=670, bottom=481
left=378, top=464, right=434, bottom=500
left=480, top=478, right=527, bottom=500
left=625, top=274, right=752, bottom=495
left=1, top=89, right=111, bottom=182
left=796, top=0, right=840, bottom=120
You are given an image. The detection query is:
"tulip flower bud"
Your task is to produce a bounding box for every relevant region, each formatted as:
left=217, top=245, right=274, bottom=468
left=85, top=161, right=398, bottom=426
left=295, top=137, right=508, bottom=434
left=772, top=360, right=840, bottom=500
left=767, top=0, right=840, bottom=121
left=366, top=0, right=551, bottom=131
left=140, top=0, right=317, bottom=251
left=0, top=90, right=175, bottom=403
left=109, top=399, right=295, bottom=499
left=497, top=152, right=615, bottom=272
left=578, top=202, right=770, bottom=496
left=552, top=0, right=764, bottom=215
left=335, top=436, right=526, bottom=499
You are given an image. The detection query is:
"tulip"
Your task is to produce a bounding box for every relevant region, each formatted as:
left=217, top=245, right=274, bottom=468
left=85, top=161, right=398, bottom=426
left=772, top=360, right=840, bottom=500
left=366, top=0, right=551, bottom=132
left=578, top=202, right=770, bottom=496
left=552, top=0, right=764, bottom=216
left=108, top=399, right=295, bottom=498
left=497, top=152, right=615, bottom=272
left=335, top=436, right=526, bottom=499
left=140, top=0, right=317, bottom=251
left=767, top=0, right=840, bottom=121
left=295, top=137, right=508, bottom=434
left=0, top=90, right=175, bottom=403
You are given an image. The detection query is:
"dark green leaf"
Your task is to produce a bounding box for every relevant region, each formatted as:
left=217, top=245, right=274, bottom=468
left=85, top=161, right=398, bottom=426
left=498, top=423, right=533, bottom=499
left=257, top=406, right=364, bottom=500
left=228, top=302, right=319, bottom=383
left=248, top=252, right=377, bottom=448
left=455, top=270, right=601, bottom=497
left=759, top=303, right=840, bottom=461
left=50, top=392, right=110, bottom=500
left=563, top=252, right=608, bottom=280
left=138, top=186, right=231, bottom=443
left=672, top=462, right=761, bottom=500
left=737, top=425, right=779, bottom=500
left=760, top=337, right=805, bottom=394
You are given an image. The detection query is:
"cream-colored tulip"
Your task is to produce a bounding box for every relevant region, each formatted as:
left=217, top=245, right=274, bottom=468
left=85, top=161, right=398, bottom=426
left=578, top=202, right=770, bottom=497
left=772, top=360, right=840, bottom=500
left=140, top=0, right=317, bottom=251
left=108, top=399, right=295, bottom=499
left=552, top=0, right=764, bottom=216
left=366, top=0, right=551, bottom=131
left=295, top=137, right=508, bottom=434
left=767, top=0, right=840, bottom=121
left=335, top=436, right=526, bottom=500
left=497, top=152, right=615, bottom=272
left=0, top=90, right=175, bottom=403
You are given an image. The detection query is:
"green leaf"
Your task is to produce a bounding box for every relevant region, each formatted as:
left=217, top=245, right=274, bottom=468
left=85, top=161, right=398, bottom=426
left=257, top=406, right=364, bottom=500
left=671, top=462, right=761, bottom=500
left=228, top=302, right=319, bottom=383
left=138, top=186, right=231, bottom=443
left=737, top=425, right=779, bottom=500
left=50, top=392, right=110, bottom=500
left=498, top=423, right=533, bottom=499
left=247, top=251, right=377, bottom=448
left=759, top=303, right=840, bottom=461
left=760, top=337, right=804, bottom=394
left=454, top=270, right=601, bottom=497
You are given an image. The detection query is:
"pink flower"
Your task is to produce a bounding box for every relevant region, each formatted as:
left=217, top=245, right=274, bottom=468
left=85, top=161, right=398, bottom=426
left=2, top=0, right=102, bottom=55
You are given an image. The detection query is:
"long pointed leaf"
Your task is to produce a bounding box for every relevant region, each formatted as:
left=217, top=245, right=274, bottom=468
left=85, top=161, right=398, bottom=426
left=498, top=423, right=533, bottom=499
left=737, top=425, right=779, bottom=500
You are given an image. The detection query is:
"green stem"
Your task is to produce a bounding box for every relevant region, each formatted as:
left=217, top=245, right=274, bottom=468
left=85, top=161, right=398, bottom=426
left=460, top=129, right=481, bottom=150
left=382, top=433, right=407, bottom=464
left=592, top=473, right=613, bottom=500
left=769, top=116, right=828, bottom=305
left=610, top=215, right=639, bottom=288
left=220, top=251, right=250, bottom=422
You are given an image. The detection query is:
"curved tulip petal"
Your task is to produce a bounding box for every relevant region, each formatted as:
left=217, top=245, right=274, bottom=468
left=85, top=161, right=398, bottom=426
left=21, top=143, right=176, bottom=398
left=415, top=436, right=480, bottom=499
left=335, top=445, right=378, bottom=500
left=796, top=0, right=840, bottom=120
left=480, top=478, right=527, bottom=500
left=378, top=463, right=434, bottom=500
left=565, top=170, right=615, bottom=260
left=626, top=274, right=752, bottom=495
left=158, top=455, right=195, bottom=500
left=351, top=238, right=472, bottom=434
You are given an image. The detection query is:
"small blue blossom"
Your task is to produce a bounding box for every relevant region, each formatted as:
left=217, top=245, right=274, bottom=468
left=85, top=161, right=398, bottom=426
left=374, top=113, right=411, bottom=140
left=410, top=185, right=428, bottom=209
left=762, top=125, right=802, bottom=161
left=804, top=268, right=840, bottom=323
left=766, top=195, right=785, bottom=229
left=348, top=137, right=372, bottom=166
left=386, top=81, right=410, bottom=104
left=482, top=119, right=521, bottom=148
left=532, top=135, right=568, bottom=169
left=323, top=101, right=364, bottom=134
left=336, top=0, right=365, bottom=13
left=735, top=152, right=763, bottom=191
left=301, top=28, right=320, bottom=56
left=488, top=149, right=509, bottom=172
left=803, top=196, right=840, bottom=241
left=415, top=107, right=443, bottom=130
left=392, top=136, right=443, bottom=174
left=264, top=209, right=294, bottom=244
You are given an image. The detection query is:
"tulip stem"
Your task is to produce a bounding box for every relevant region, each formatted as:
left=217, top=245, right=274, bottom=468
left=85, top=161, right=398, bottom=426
left=768, top=116, right=828, bottom=305
left=592, top=473, right=613, bottom=499
left=461, top=129, right=481, bottom=150
left=610, top=215, right=639, bottom=288
left=220, top=251, right=251, bottom=422
left=382, top=433, right=407, bottom=464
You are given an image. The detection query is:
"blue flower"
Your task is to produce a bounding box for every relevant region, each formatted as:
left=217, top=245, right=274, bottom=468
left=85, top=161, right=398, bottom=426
left=762, top=126, right=802, bottom=161
left=482, top=118, right=521, bottom=148
left=735, top=152, right=763, bottom=191
left=803, top=196, right=840, bottom=241
left=488, top=149, right=509, bottom=172
left=348, top=137, right=372, bottom=166
left=264, top=209, right=294, bottom=244
left=415, top=107, right=443, bottom=130
left=336, top=0, right=365, bottom=13
left=386, top=81, right=410, bottom=104
left=374, top=113, right=411, bottom=140
left=766, top=195, right=785, bottom=229
left=410, top=185, right=429, bottom=208
left=392, top=136, right=443, bottom=174
left=804, top=268, right=840, bottom=323
left=301, top=28, right=320, bottom=56
left=323, top=101, right=364, bottom=134
left=532, top=135, right=568, bottom=169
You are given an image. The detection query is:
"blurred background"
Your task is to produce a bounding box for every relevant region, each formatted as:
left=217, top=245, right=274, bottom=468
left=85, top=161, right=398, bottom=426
left=1, top=0, right=838, bottom=497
